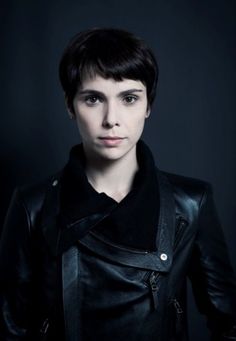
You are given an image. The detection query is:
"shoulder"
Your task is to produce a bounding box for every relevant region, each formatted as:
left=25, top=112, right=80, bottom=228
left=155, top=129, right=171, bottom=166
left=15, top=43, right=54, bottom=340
left=161, top=170, right=211, bottom=194
left=13, top=171, right=63, bottom=223
left=158, top=169, right=212, bottom=218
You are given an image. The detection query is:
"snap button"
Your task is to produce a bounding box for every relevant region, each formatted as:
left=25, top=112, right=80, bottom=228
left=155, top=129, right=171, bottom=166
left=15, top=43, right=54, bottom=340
left=52, top=179, right=58, bottom=187
left=160, top=253, right=168, bottom=261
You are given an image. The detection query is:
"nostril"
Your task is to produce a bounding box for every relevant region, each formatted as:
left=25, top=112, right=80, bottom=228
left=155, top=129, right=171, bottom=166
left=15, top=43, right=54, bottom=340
left=102, top=120, right=120, bottom=128
left=103, top=120, right=114, bottom=128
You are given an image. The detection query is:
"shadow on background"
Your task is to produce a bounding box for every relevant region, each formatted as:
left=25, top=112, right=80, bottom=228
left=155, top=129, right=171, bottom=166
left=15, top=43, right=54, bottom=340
left=0, top=1, right=235, bottom=340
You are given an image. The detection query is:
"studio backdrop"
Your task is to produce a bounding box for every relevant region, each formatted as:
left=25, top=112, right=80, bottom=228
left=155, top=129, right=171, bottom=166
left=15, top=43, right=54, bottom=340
left=1, top=1, right=235, bottom=340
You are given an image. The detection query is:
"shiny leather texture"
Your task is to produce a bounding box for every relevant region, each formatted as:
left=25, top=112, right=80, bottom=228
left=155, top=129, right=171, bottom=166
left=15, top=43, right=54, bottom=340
left=0, top=169, right=236, bottom=340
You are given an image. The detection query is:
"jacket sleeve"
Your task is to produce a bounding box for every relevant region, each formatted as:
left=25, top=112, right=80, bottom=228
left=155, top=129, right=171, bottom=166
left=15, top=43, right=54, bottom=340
left=188, top=184, right=236, bottom=340
left=0, top=189, right=34, bottom=340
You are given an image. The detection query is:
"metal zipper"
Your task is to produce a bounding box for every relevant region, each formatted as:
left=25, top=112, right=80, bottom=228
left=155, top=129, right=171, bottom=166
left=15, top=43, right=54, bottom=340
left=147, top=271, right=160, bottom=310
left=172, top=298, right=183, bottom=336
left=40, top=318, right=49, bottom=335
left=173, top=298, right=183, bottom=314
left=174, top=216, right=188, bottom=249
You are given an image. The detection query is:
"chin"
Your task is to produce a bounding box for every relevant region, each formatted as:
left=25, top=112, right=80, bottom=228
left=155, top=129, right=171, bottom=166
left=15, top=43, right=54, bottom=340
left=98, top=149, right=126, bottom=161
left=84, top=141, right=137, bottom=164
left=98, top=145, right=136, bottom=162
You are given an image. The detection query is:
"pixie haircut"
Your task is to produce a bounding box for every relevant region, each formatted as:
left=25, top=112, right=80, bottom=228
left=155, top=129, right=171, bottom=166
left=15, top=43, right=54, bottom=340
left=59, top=28, right=159, bottom=112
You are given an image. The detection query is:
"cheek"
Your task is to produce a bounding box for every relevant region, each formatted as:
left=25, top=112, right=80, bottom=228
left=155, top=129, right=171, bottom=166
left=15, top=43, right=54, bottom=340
left=128, top=113, right=147, bottom=130
left=75, top=114, right=98, bottom=139
left=132, top=115, right=147, bottom=137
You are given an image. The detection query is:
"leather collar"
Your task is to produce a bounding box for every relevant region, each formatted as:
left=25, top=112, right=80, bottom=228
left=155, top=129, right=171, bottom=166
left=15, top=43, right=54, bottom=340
left=41, top=167, right=176, bottom=272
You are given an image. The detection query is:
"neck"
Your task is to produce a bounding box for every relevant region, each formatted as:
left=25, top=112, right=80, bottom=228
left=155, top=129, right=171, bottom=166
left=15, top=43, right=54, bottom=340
left=84, top=147, right=139, bottom=202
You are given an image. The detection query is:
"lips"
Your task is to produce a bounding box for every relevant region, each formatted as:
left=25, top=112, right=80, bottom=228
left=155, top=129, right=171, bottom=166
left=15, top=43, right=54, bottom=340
left=99, top=136, right=125, bottom=146
left=99, top=136, right=125, bottom=140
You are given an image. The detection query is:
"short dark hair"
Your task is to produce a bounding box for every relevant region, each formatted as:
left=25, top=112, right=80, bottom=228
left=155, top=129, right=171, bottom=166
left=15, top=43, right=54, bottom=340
left=59, top=28, right=159, bottom=112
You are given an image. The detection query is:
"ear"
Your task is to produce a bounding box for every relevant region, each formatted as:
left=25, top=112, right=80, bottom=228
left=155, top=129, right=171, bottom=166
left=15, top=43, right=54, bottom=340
left=68, top=110, right=75, bottom=120
left=145, top=107, right=151, bottom=118
left=65, top=95, right=75, bottom=120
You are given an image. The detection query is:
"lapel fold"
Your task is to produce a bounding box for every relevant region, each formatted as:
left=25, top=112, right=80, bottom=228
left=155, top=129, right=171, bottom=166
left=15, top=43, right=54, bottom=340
left=40, top=168, right=176, bottom=341
left=155, top=169, right=176, bottom=268
left=41, top=169, right=176, bottom=266
left=41, top=174, right=117, bottom=257
left=41, top=175, right=61, bottom=257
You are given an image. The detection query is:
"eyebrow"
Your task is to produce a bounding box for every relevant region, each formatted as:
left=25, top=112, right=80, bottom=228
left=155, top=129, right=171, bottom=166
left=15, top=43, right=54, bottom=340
left=78, top=88, right=144, bottom=97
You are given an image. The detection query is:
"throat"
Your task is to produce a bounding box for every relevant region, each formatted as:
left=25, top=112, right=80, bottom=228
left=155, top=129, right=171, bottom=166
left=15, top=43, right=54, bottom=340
left=84, top=146, right=139, bottom=202
left=86, top=164, right=138, bottom=203
left=87, top=175, right=135, bottom=203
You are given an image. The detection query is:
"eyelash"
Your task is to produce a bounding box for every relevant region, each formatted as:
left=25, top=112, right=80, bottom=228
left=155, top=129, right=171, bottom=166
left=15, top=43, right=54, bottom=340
left=84, top=95, right=103, bottom=106
left=122, top=95, right=138, bottom=104
left=83, top=94, right=139, bottom=106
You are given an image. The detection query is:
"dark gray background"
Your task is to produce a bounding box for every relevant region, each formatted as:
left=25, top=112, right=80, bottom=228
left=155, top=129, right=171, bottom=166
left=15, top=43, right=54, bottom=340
left=0, top=0, right=235, bottom=339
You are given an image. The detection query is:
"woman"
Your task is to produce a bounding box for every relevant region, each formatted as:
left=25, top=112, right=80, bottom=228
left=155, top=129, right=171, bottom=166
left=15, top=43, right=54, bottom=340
left=0, top=28, right=236, bottom=340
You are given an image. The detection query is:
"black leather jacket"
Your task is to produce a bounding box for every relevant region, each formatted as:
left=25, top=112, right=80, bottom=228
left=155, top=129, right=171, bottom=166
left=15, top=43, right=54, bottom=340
left=0, top=169, right=236, bottom=340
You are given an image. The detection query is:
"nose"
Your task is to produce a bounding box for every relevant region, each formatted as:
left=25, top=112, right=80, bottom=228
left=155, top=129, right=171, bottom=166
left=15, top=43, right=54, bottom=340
left=102, top=101, right=120, bottom=128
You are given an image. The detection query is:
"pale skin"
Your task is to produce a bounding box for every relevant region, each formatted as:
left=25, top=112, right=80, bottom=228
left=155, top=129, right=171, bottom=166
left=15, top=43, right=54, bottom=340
left=68, top=75, right=150, bottom=203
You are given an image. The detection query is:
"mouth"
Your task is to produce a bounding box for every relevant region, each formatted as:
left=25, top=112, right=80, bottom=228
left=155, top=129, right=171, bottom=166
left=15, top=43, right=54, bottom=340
left=98, top=136, right=125, bottom=146
left=99, top=136, right=125, bottom=140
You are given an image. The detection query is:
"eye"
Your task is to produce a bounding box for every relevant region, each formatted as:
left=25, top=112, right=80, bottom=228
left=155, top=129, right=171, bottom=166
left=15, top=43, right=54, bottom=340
left=123, top=95, right=138, bottom=105
left=84, top=95, right=103, bottom=106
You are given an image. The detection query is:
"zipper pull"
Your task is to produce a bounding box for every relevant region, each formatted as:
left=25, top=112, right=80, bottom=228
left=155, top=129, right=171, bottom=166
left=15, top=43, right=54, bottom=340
left=173, top=299, right=183, bottom=314
left=149, top=271, right=159, bottom=310
left=176, top=217, right=188, bottom=232
left=40, top=318, right=49, bottom=335
left=174, top=217, right=188, bottom=249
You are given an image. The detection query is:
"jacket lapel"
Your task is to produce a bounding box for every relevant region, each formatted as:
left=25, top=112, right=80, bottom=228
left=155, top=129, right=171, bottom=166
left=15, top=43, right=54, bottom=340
left=41, top=169, right=177, bottom=264
left=40, top=168, right=176, bottom=341
left=41, top=175, right=62, bottom=257
left=41, top=173, right=116, bottom=257
left=62, top=245, right=80, bottom=341
left=155, top=169, right=176, bottom=268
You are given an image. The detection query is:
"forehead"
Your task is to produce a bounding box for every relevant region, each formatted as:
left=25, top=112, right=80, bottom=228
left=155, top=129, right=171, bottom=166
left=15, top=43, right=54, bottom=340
left=80, top=75, right=146, bottom=93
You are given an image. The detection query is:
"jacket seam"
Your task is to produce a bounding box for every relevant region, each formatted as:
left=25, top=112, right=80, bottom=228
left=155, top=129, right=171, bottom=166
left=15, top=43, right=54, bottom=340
left=198, top=183, right=211, bottom=217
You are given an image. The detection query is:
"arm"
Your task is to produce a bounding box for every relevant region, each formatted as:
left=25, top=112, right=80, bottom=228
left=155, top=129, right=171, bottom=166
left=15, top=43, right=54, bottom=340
left=0, top=189, right=33, bottom=340
left=188, top=185, right=236, bottom=340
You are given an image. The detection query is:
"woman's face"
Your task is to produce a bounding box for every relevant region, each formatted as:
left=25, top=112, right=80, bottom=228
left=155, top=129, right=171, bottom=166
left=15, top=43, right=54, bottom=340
left=72, top=75, right=150, bottom=164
